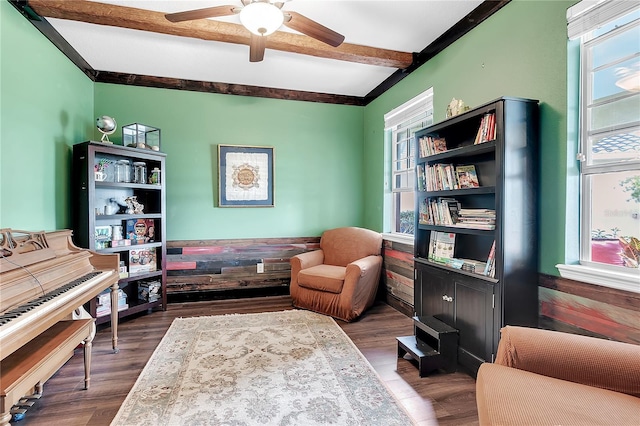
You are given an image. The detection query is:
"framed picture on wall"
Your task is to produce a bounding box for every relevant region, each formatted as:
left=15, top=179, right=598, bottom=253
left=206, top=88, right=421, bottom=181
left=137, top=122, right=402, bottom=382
left=218, top=144, right=275, bottom=207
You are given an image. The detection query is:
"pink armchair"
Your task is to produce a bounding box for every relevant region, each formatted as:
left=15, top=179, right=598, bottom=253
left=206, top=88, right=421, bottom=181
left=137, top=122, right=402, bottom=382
left=290, top=227, right=383, bottom=322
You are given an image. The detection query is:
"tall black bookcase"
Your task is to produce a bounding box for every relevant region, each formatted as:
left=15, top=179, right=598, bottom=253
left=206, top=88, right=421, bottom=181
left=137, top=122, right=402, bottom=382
left=413, top=97, right=539, bottom=374
left=72, top=141, right=167, bottom=324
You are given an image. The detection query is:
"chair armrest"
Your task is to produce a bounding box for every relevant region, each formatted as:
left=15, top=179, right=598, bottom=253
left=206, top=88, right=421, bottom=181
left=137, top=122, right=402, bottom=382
left=290, top=250, right=324, bottom=270
left=495, top=325, right=640, bottom=397
left=289, top=250, right=324, bottom=293
left=341, top=255, right=383, bottom=309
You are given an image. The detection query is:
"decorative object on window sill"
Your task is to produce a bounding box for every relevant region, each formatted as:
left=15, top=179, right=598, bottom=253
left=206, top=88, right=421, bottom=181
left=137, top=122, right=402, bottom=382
left=445, top=98, right=470, bottom=118
left=96, top=115, right=117, bottom=143
left=218, top=144, right=274, bottom=207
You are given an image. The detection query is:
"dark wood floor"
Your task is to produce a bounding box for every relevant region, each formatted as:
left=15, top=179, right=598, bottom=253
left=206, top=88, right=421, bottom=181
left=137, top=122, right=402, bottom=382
left=19, top=296, right=478, bottom=426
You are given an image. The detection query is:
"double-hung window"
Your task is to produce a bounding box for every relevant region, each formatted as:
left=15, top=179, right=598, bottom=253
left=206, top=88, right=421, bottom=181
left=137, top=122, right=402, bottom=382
left=384, top=89, right=434, bottom=239
left=560, top=0, right=640, bottom=291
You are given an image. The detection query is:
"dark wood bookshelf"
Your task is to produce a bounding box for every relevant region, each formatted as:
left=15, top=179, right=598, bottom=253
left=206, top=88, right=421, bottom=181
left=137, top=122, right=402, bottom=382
left=72, top=141, right=167, bottom=325
left=412, top=97, right=539, bottom=376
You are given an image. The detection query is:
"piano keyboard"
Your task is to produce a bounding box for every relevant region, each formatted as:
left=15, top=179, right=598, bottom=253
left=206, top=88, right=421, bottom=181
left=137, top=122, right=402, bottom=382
left=0, top=271, right=102, bottom=326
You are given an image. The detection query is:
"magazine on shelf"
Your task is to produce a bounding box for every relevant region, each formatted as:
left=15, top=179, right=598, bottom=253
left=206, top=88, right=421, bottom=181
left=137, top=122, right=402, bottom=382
left=455, top=165, right=480, bottom=188
left=429, top=231, right=456, bottom=264
left=483, top=240, right=496, bottom=277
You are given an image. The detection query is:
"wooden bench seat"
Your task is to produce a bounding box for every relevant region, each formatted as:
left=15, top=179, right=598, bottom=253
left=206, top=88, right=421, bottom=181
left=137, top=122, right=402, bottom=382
left=0, top=319, right=94, bottom=426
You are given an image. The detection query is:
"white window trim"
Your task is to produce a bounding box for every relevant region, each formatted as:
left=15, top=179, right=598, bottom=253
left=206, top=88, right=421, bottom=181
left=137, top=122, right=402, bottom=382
left=557, top=263, right=640, bottom=293
left=384, top=88, right=434, bottom=240
left=558, top=0, right=640, bottom=293
left=382, top=232, right=415, bottom=246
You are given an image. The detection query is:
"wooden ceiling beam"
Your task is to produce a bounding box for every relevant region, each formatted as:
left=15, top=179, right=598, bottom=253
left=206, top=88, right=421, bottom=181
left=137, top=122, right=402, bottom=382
left=26, top=0, right=414, bottom=69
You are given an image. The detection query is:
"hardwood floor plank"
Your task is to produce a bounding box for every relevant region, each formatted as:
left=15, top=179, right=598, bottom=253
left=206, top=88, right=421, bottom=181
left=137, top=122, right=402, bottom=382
left=19, top=296, right=478, bottom=425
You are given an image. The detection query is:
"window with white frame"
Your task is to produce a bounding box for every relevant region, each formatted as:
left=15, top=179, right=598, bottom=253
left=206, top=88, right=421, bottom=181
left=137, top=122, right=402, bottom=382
left=560, top=0, right=640, bottom=290
left=384, top=89, right=434, bottom=237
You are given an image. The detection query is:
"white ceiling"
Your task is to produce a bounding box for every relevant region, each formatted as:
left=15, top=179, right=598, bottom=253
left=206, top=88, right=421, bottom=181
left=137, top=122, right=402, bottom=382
left=42, top=0, right=485, bottom=97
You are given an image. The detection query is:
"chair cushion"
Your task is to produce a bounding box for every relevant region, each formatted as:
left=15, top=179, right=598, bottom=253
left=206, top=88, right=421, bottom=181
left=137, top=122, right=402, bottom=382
left=320, top=227, right=382, bottom=266
left=476, top=362, right=640, bottom=426
left=297, top=264, right=346, bottom=294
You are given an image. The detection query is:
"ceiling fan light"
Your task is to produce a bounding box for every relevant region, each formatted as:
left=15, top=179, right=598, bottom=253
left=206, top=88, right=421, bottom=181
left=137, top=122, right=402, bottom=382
left=240, top=2, right=284, bottom=36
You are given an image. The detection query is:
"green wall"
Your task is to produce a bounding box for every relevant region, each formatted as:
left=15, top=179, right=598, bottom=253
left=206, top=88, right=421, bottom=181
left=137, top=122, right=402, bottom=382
left=363, top=0, right=576, bottom=275
left=1, top=1, right=94, bottom=230
left=1, top=0, right=577, bottom=277
left=94, top=84, right=364, bottom=240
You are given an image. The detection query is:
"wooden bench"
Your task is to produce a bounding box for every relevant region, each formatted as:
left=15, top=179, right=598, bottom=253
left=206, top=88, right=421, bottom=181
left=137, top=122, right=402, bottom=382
left=0, top=319, right=94, bottom=426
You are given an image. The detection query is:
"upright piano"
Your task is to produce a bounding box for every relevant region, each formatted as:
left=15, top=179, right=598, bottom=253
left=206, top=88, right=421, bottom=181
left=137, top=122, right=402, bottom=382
left=0, top=228, right=119, bottom=425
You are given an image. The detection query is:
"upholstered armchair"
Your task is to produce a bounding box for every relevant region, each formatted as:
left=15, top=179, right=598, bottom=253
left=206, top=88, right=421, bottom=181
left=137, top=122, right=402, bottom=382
left=290, top=227, right=383, bottom=322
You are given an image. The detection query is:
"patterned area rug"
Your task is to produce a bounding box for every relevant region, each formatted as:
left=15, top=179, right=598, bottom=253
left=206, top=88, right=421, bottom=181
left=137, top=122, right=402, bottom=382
left=111, top=310, right=415, bottom=425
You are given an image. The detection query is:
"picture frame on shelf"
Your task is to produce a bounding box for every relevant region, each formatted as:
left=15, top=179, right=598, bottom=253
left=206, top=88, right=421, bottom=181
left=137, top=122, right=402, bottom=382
left=217, top=144, right=275, bottom=207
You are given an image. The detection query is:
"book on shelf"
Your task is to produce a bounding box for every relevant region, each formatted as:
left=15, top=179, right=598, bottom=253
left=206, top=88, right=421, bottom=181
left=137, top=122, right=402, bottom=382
left=419, top=135, right=448, bottom=157
left=428, top=231, right=456, bottom=264
left=422, top=197, right=460, bottom=226
left=419, top=198, right=431, bottom=225
left=425, top=163, right=458, bottom=191
left=462, top=258, right=488, bottom=274
left=457, top=208, right=496, bottom=230
left=474, top=112, right=496, bottom=145
left=483, top=240, right=496, bottom=277
left=416, top=164, right=426, bottom=192
left=455, top=165, right=480, bottom=188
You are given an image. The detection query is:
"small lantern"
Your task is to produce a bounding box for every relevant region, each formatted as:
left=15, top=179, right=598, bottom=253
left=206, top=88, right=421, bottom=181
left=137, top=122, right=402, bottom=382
left=123, top=123, right=161, bottom=151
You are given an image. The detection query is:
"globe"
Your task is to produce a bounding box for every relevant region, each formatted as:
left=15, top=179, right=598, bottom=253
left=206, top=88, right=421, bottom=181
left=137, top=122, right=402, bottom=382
left=97, top=116, right=117, bottom=143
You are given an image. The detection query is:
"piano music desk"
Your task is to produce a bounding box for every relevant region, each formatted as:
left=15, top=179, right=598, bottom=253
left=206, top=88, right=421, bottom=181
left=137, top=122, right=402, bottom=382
left=0, top=319, right=94, bottom=426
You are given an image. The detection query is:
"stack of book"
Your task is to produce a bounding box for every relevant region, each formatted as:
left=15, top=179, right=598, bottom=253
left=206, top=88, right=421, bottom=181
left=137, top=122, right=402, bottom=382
left=96, top=289, right=129, bottom=317
left=418, top=163, right=480, bottom=192
left=474, top=112, right=496, bottom=144
left=459, top=258, right=488, bottom=274
left=420, top=197, right=460, bottom=226
left=418, top=135, right=447, bottom=157
left=456, top=208, right=496, bottom=230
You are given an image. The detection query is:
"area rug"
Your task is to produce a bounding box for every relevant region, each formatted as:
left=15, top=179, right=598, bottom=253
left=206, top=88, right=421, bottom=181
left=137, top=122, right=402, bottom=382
left=111, top=310, right=415, bottom=426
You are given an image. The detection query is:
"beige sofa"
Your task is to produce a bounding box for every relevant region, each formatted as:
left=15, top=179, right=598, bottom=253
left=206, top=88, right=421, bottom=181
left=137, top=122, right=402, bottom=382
left=476, top=325, right=640, bottom=425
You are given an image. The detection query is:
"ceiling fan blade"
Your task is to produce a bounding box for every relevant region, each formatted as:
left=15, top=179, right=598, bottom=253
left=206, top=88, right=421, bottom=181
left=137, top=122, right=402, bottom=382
left=284, top=11, right=345, bottom=47
left=249, top=34, right=266, bottom=62
left=165, top=5, right=237, bottom=23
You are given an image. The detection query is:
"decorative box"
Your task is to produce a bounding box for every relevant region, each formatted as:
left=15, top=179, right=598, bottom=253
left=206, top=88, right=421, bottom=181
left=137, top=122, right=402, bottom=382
left=126, top=219, right=155, bottom=244
left=94, top=225, right=112, bottom=250
left=111, top=238, right=132, bottom=247
left=129, top=247, right=156, bottom=274
left=138, top=280, right=161, bottom=302
left=123, top=123, right=161, bottom=151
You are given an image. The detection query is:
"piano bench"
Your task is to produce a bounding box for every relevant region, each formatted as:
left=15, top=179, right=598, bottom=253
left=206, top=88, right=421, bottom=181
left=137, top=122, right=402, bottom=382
left=0, top=319, right=94, bottom=426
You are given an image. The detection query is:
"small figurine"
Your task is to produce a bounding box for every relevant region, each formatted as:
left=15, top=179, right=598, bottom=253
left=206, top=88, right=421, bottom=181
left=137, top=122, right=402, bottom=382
left=446, top=98, right=470, bottom=118
left=124, top=196, right=144, bottom=214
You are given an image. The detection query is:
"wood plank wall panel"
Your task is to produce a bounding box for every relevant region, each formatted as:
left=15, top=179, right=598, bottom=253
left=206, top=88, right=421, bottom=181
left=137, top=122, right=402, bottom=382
left=381, top=239, right=415, bottom=317
left=166, top=236, right=639, bottom=346
left=166, top=237, right=320, bottom=295
left=539, top=273, right=640, bottom=344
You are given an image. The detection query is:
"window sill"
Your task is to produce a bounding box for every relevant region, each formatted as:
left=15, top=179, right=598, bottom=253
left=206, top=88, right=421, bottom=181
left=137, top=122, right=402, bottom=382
left=382, top=233, right=414, bottom=246
left=556, top=263, right=640, bottom=294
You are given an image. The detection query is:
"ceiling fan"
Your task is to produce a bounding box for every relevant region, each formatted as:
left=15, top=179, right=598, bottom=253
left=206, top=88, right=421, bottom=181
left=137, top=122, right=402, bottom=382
left=165, top=0, right=345, bottom=63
